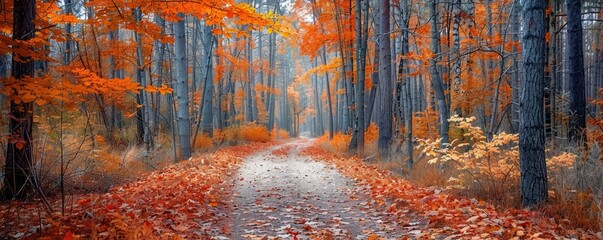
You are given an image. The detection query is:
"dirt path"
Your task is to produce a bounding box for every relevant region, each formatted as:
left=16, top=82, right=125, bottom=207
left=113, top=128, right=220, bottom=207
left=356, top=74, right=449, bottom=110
left=227, top=139, right=422, bottom=239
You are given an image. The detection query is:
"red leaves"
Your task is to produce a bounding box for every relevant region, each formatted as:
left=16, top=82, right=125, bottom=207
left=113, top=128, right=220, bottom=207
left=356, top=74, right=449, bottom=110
left=303, top=145, right=598, bottom=239
left=63, top=231, right=73, bottom=240
left=0, top=141, right=276, bottom=239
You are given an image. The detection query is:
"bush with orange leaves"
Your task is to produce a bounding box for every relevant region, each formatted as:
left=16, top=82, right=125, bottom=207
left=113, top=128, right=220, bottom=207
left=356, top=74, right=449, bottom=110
left=193, top=134, right=214, bottom=149
left=316, top=124, right=379, bottom=154
left=240, top=123, right=271, bottom=142
left=214, top=123, right=271, bottom=143
left=274, top=129, right=290, bottom=140
left=316, top=133, right=351, bottom=153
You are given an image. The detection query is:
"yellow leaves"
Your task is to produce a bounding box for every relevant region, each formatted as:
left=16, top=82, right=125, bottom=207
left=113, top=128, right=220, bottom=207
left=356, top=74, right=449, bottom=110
left=295, top=57, right=342, bottom=84
left=419, top=115, right=520, bottom=190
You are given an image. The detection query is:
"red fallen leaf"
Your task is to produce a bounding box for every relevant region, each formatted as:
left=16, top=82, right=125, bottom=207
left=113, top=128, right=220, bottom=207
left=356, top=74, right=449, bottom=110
left=141, top=221, right=153, bottom=236
left=255, top=199, right=263, bottom=205
left=302, top=225, right=313, bottom=231
left=173, top=224, right=190, bottom=232
left=106, top=204, right=115, bottom=210
left=285, top=228, right=299, bottom=240
left=63, top=231, right=73, bottom=240
left=76, top=197, right=91, bottom=205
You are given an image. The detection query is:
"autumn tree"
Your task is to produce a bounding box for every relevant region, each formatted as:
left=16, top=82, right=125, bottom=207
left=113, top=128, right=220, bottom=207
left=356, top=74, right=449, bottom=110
left=3, top=0, right=36, bottom=200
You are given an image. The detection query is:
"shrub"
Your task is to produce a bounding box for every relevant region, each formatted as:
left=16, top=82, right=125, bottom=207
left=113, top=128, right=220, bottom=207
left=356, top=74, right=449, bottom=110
left=240, top=124, right=271, bottom=142
left=274, top=129, right=289, bottom=140
left=193, top=134, right=214, bottom=149
left=418, top=115, right=580, bottom=207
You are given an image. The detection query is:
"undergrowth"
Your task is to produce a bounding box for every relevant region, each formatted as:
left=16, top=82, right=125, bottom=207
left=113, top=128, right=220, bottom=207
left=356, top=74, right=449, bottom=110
left=317, top=116, right=603, bottom=231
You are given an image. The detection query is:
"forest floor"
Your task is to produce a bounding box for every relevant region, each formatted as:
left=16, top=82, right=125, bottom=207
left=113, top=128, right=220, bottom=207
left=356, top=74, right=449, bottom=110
left=0, top=139, right=598, bottom=239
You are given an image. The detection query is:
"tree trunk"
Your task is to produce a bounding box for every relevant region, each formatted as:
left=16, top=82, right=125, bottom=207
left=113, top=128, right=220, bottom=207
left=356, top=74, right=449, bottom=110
left=349, top=0, right=368, bottom=153
left=246, top=25, right=255, bottom=123
left=377, top=0, right=392, bottom=158
left=312, top=60, right=324, bottom=136
left=266, top=32, right=276, bottom=130
left=201, top=26, right=215, bottom=135
left=429, top=0, right=450, bottom=147
left=451, top=0, right=461, bottom=117
left=566, top=0, right=586, bottom=143
left=133, top=8, right=152, bottom=152
left=174, top=14, right=192, bottom=160
left=519, top=0, right=548, bottom=208
left=4, top=0, right=35, bottom=200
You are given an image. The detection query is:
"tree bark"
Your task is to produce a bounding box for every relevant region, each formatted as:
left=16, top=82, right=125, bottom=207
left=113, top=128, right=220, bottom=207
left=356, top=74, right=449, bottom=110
left=519, top=0, right=548, bottom=208
left=377, top=0, right=393, bottom=158
left=429, top=0, right=450, bottom=147
left=566, top=0, right=586, bottom=143
left=174, top=14, right=192, bottom=160
left=133, top=8, right=152, bottom=152
left=4, top=0, right=35, bottom=200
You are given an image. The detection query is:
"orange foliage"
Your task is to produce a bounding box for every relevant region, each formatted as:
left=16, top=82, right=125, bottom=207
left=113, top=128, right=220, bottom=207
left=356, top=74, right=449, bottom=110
left=274, top=129, right=290, bottom=140
left=316, top=132, right=351, bottom=153
left=240, top=124, right=271, bottom=142
left=214, top=124, right=271, bottom=143
left=0, top=142, right=276, bottom=239
left=193, top=134, right=214, bottom=149
left=302, top=145, right=597, bottom=239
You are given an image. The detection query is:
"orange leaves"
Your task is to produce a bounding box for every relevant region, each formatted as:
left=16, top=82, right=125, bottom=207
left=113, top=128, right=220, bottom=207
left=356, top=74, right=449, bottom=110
left=49, top=14, right=80, bottom=24
left=0, top=142, right=275, bottom=238
left=145, top=84, right=173, bottom=94
left=295, top=57, right=342, bottom=84
left=0, top=66, right=167, bottom=108
left=303, top=144, right=596, bottom=239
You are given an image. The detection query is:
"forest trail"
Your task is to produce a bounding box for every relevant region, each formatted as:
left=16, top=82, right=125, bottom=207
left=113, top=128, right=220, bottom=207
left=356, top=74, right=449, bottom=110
left=226, top=139, right=425, bottom=239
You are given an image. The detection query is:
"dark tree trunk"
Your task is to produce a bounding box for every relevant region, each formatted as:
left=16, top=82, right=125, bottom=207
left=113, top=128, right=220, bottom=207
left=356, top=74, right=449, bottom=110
left=377, top=0, right=392, bottom=158
left=4, top=0, right=36, bottom=200
left=519, top=0, right=548, bottom=208
left=429, top=0, right=450, bottom=147
left=566, top=0, right=586, bottom=143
